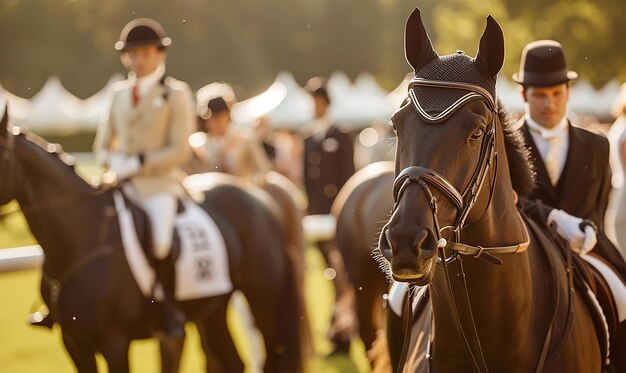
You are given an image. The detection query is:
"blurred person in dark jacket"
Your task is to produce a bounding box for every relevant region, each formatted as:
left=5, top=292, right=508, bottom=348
left=302, top=76, right=356, bottom=355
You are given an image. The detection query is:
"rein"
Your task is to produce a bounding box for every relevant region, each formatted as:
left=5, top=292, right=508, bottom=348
left=391, top=78, right=530, bottom=373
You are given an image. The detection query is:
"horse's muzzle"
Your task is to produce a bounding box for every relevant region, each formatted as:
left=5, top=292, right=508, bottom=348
left=379, top=224, right=439, bottom=284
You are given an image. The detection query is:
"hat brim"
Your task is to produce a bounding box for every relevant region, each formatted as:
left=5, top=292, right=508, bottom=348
left=115, top=37, right=172, bottom=51
left=512, top=70, right=577, bottom=86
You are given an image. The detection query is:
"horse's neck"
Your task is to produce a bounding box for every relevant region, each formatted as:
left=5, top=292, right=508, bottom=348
left=16, top=139, right=111, bottom=272
left=430, top=157, right=537, bottom=370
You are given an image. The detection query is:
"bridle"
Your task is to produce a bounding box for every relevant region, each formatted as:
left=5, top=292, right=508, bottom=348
left=391, top=78, right=529, bottom=264
left=389, top=77, right=530, bottom=373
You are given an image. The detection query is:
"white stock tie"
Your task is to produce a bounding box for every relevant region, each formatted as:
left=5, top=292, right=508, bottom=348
left=545, top=135, right=562, bottom=185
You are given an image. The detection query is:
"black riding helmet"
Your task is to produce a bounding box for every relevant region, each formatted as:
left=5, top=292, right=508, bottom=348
left=115, top=18, right=172, bottom=51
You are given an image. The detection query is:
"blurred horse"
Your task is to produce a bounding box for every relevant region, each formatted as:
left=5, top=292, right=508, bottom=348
left=331, top=161, right=394, bottom=356
left=0, top=109, right=310, bottom=373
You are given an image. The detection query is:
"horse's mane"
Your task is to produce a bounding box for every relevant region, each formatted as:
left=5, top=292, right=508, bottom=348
left=497, top=101, right=536, bottom=197
left=15, top=127, right=78, bottom=171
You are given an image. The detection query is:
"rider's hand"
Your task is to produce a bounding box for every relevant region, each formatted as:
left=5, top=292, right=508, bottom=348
left=110, top=154, right=141, bottom=180
left=548, top=209, right=597, bottom=255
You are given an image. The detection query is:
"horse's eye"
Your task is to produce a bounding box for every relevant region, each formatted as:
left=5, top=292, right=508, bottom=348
left=470, top=127, right=485, bottom=141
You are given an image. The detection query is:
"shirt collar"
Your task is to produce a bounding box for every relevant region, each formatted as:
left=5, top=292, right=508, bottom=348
left=525, top=113, right=568, bottom=139
left=130, top=64, right=165, bottom=93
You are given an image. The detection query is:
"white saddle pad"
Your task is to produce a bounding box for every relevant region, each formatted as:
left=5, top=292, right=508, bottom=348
left=113, top=191, right=233, bottom=301
left=583, top=254, right=626, bottom=322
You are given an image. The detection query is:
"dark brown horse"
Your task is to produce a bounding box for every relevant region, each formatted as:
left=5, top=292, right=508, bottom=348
left=375, top=8, right=624, bottom=373
left=331, top=161, right=394, bottom=356
left=0, top=107, right=309, bottom=373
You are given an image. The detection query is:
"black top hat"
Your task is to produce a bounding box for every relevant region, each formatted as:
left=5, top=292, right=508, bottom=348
left=305, top=76, right=331, bottom=104
left=115, top=18, right=172, bottom=51
left=513, top=40, right=577, bottom=87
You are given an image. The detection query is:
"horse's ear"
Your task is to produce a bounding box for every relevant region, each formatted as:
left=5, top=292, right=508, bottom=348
left=405, top=8, right=438, bottom=73
left=476, top=15, right=505, bottom=78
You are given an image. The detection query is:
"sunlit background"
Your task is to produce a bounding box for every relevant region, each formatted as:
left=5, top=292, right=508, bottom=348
left=1, top=0, right=625, bottom=371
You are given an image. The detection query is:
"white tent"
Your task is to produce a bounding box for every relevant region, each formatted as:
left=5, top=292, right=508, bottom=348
left=386, top=73, right=413, bottom=112
left=79, top=74, right=124, bottom=130
left=1, top=73, right=622, bottom=136
left=23, top=77, right=86, bottom=133
left=265, top=71, right=313, bottom=129
left=328, top=72, right=390, bottom=126
left=0, top=84, right=32, bottom=123
left=231, top=81, right=287, bottom=126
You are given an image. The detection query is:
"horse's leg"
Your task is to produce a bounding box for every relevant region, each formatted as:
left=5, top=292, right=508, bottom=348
left=317, top=239, right=353, bottom=354
left=159, top=335, right=185, bottom=373
left=356, top=260, right=388, bottom=353
left=62, top=330, right=98, bottom=373
left=100, top=332, right=131, bottom=373
left=229, top=291, right=264, bottom=372
left=356, top=283, right=384, bottom=353
left=244, top=271, right=307, bottom=373
left=195, top=294, right=244, bottom=373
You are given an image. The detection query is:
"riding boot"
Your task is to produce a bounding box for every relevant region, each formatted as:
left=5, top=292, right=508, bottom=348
left=27, top=306, right=54, bottom=329
left=155, top=257, right=186, bottom=339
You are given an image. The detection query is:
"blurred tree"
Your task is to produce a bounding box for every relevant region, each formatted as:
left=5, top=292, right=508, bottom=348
left=0, top=0, right=623, bottom=99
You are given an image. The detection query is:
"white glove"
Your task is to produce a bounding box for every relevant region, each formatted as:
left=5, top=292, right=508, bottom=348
left=106, top=152, right=125, bottom=168
left=109, top=154, right=141, bottom=180
left=548, top=209, right=597, bottom=255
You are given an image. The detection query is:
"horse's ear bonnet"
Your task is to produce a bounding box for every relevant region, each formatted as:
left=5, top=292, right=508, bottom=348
left=405, top=10, right=504, bottom=123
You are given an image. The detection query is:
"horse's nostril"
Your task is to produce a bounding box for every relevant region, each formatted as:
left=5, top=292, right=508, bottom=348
left=377, top=225, right=393, bottom=261
left=385, top=229, right=393, bottom=250
left=415, top=228, right=438, bottom=258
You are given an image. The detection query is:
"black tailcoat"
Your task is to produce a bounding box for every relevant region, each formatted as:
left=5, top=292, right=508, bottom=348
left=521, top=120, right=626, bottom=279
left=303, top=125, right=355, bottom=215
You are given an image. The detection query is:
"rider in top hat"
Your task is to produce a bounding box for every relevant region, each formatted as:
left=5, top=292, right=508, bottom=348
left=515, top=40, right=626, bottom=281
left=93, top=18, right=195, bottom=338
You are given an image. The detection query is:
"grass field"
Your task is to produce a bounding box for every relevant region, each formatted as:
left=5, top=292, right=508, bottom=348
left=0, top=157, right=372, bottom=372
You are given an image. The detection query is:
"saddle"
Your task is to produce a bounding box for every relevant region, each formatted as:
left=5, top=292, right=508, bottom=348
left=525, top=211, right=618, bottom=371
left=113, top=188, right=233, bottom=302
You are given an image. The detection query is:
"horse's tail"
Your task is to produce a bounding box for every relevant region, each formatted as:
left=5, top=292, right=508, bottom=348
left=276, top=239, right=313, bottom=372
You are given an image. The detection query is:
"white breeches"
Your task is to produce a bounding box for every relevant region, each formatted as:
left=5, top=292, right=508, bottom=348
left=141, top=193, right=177, bottom=260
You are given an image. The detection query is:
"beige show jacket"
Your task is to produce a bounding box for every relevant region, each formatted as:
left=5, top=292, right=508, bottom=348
left=94, top=75, right=195, bottom=199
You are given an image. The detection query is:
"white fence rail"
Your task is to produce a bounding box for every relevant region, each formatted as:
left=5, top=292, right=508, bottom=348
left=0, top=245, right=43, bottom=272
left=0, top=216, right=337, bottom=273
